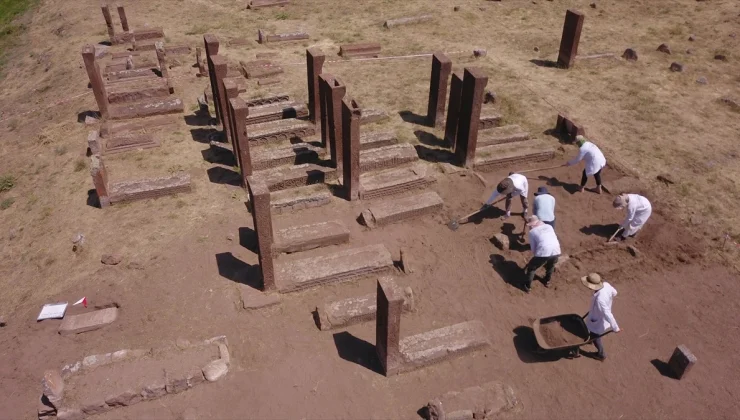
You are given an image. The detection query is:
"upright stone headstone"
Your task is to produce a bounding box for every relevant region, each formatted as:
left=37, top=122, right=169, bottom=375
left=154, top=41, right=173, bottom=94
left=101, top=5, right=116, bottom=42
left=444, top=72, right=463, bottom=147
left=116, top=5, right=130, bottom=32
left=90, top=155, right=110, bottom=208
left=246, top=176, right=276, bottom=291
left=455, top=68, right=488, bottom=168
left=306, top=48, right=326, bottom=125
left=557, top=9, right=585, bottom=69
left=222, top=78, right=239, bottom=143
left=318, top=74, right=333, bottom=148
left=228, top=97, right=252, bottom=185
left=327, top=77, right=347, bottom=168
left=81, top=45, right=109, bottom=118
left=341, top=97, right=362, bottom=201
left=209, top=55, right=229, bottom=136
left=426, top=52, right=452, bottom=128
left=203, top=34, right=221, bottom=121
left=668, top=345, right=697, bottom=380
left=376, top=277, right=404, bottom=376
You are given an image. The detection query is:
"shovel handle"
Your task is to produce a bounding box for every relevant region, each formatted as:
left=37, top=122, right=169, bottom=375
left=608, top=227, right=623, bottom=242
left=516, top=164, right=566, bottom=175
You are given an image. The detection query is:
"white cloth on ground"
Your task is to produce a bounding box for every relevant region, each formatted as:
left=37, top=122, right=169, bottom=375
left=527, top=224, right=561, bottom=257
left=585, top=282, right=620, bottom=335
left=568, top=141, right=606, bottom=176
left=486, top=173, right=528, bottom=204
left=621, top=194, right=652, bottom=236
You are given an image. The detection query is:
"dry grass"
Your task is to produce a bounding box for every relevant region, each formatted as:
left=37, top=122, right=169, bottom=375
left=0, top=0, right=738, bottom=314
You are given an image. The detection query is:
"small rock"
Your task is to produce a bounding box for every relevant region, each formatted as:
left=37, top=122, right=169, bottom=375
left=688, top=34, right=696, bottom=41
left=689, top=215, right=702, bottom=225
left=677, top=254, right=689, bottom=263
left=473, top=49, right=487, bottom=58
left=101, top=254, right=122, bottom=265
left=141, top=381, right=167, bottom=399
left=533, top=46, right=539, bottom=52
left=8, top=228, right=18, bottom=240
left=492, top=233, right=510, bottom=250
left=226, top=233, right=235, bottom=241
left=56, top=408, right=84, bottom=420
left=696, top=76, right=708, bottom=85
left=714, top=54, right=727, bottom=61
left=627, top=245, right=640, bottom=257
left=484, top=90, right=496, bottom=104
left=685, top=49, right=693, bottom=55
left=657, top=43, right=671, bottom=54
left=453, top=6, right=460, bottom=11
left=590, top=2, right=597, bottom=8
left=81, top=400, right=109, bottom=415
left=730, top=33, right=737, bottom=38
left=42, top=370, right=64, bottom=408
left=0, top=316, right=5, bottom=327
left=622, top=48, right=638, bottom=61
left=670, top=62, right=684, bottom=72
left=105, top=390, right=142, bottom=407
left=84, top=115, right=98, bottom=125
left=125, top=56, right=134, bottom=70
left=176, top=338, right=191, bottom=350
left=657, top=173, right=675, bottom=184
left=720, top=96, right=740, bottom=111
left=400, top=248, right=414, bottom=274
left=202, top=359, right=229, bottom=382
left=126, top=261, right=145, bottom=270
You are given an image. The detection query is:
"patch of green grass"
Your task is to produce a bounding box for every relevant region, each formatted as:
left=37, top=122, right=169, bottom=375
left=185, top=24, right=209, bottom=36
left=0, top=174, right=15, bottom=192
left=0, top=197, right=14, bottom=210
left=275, top=11, right=289, bottom=20
left=0, top=0, right=38, bottom=72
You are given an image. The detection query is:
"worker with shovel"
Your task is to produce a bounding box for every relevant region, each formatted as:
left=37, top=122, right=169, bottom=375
left=566, top=135, right=606, bottom=194
left=522, top=216, right=561, bottom=292
left=579, top=273, right=620, bottom=361
left=483, top=173, right=529, bottom=219
left=612, top=193, right=652, bottom=241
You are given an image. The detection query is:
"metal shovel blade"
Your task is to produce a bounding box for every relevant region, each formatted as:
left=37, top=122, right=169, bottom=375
left=447, top=219, right=461, bottom=231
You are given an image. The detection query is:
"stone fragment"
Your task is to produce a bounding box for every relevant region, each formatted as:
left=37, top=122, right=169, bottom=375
left=492, top=233, right=509, bottom=250
left=719, top=97, right=740, bottom=112
left=685, top=49, right=693, bottom=55
left=219, top=343, right=231, bottom=365
left=56, top=408, right=84, bottom=420
left=484, top=90, right=496, bottom=104
left=696, top=77, right=708, bottom=85
left=657, top=44, right=671, bottom=54
left=101, top=254, right=122, bottom=265
left=83, top=353, right=113, bottom=369
left=240, top=285, right=282, bottom=310
left=668, top=345, right=697, bottom=379
left=670, top=62, right=684, bottom=72
left=0, top=316, right=5, bottom=327
left=187, top=367, right=206, bottom=387
left=59, top=307, right=118, bottom=335
left=557, top=9, right=584, bottom=68
left=203, top=359, right=229, bottom=382
left=688, top=34, right=696, bottom=41
left=106, top=389, right=142, bottom=407
left=622, top=48, right=638, bottom=61
left=141, top=381, right=167, bottom=399
left=166, top=375, right=189, bottom=394
left=627, top=245, right=640, bottom=257
left=533, top=46, right=539, bottom=52
left=590, top=2, right=596, bottom=7
left=42, top=370, right=64, bottom=408
left=72, top=233, right=85, bottom=254
left=657, top=174, right=675, bottom=184
left=473, top=49, right=487, bottom=58
left=424, top=381, right=519, bottom=420
left=714, top=54, right=727, bottom=61
left=400, top=248, right=414, bottom=274
left=384, top=15, right=433, bottom=28
left=81, top=400, right=109, bottom=415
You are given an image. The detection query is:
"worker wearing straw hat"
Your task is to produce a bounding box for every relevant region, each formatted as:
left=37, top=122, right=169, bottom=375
left=579, top=273, right=621, bottom=361
left=613, top=193, right=652, bottom=241
left=522, top=215, right=561, bottom=292
left=566, top=135, right=606, bottom=194
left=483, top=173, right=529, bottom=219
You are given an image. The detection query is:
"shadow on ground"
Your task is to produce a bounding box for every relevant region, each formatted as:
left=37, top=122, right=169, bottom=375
left=398, top=110, right=429, bottom=126
left=215, top=252, right=262, bottom=290
left=332, top=331, right=383, bottom=375
left=207, top=166, right=241, bottom=186
left=580, top=223, right=620, bottom=239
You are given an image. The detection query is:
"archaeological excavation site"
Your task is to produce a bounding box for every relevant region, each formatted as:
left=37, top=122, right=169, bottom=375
left=0, top=0, right=738, bottom=419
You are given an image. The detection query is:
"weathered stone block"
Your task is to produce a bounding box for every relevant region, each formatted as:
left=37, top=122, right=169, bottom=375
left=273, top=221, right=350, bottom=254
left=105, top=389, right=142, bottom=407
left=59, top=307, right=118, bottom=335
left=668, top=345, right=697, bottom=379
left=362, top=191, right=444, bottom=228
left=42, top=370, right=64, bottom=408
left=317, top=287, right=414, bottom=330
left=202, top=360, right=229, bottom=382
left=141, top=381, right=167, bottom=400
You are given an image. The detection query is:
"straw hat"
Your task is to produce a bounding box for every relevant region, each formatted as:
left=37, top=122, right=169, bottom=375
left=581, top=273, right=604, bottom=291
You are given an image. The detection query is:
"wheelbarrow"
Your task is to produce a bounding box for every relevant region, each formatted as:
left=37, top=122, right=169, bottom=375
left=532, top=313, right=611, bottom=354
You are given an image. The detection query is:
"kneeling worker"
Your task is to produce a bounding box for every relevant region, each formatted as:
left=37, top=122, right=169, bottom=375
left=613, top=193, right=652, bottom=241
left=523, top=215, right=561, bottom=292
left=484, top=173, right=529, bottom=219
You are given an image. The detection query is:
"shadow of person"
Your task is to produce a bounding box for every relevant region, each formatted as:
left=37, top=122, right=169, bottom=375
left=538, top=175, right=581, bottom=194
left=512, top=326, right=565, bottom=363
left=580, top=223, right=620, bottom=239
left=332, top=332, right=383, bottom=375
left=466, top=205, right=506, bottom=226
left=489, top=254, right=527, bottom=291
left=500, top=222, right=529, bottom=252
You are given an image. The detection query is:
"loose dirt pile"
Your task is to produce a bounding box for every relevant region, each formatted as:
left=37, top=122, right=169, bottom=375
left=539, top=316, right=589, bottom=348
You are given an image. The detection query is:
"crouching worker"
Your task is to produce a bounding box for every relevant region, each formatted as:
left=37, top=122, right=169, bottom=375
left=523, top=216, right=561, bottom=292
left=613, top=193, right=652, bottom=241
left=483, top=173, right=529, bottom=219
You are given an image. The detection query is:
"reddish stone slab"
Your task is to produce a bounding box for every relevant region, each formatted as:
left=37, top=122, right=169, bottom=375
left=477, top=125, right=530, bottom=147
left=424, top=381, right=519, bottom=420
left=455, top=67, right=488, bottom=168
left=306, top=48, right=325, bottom=124
left=668, top=345, right=697, bottom=380
left=270, top=185, right=332, bottom=215
left=474, top=140, right=555, bottom=173
left=339, top=43, right=381, bottom=58
left=82, top=44, right=109, bottom=118
left=259, top=163, right=337, bottom=192
left=376, top=277, right=404, bottom=376
left=109, top=173, right=191, bottom=204
left=258, top=29, right=309, bottom=43
left=241, top=60, right=284, bottom=79
left=106, top=78, right=169, bottom=104
left=360, top=143, right=419, bottom=172
left=247, top=119, right=316, bottom=145
left=397, top=321, right=490, bottom=375
left=108, top=98, right=184, bottom=120
left=359, top=163, right=435, bottom=200
left=360, top=131, right=397, bottom=151
left=479, top=110, right=502, bottom=130
left=444, top=71, right=463, bottom=146
left=273, top=221, right=350, bottom=254
left=342, top=97, right=362, bottom=200
left=247, top=176, right=276, bottom=291
left=557, top=9, right=585, bottom=69
left=427, top=52, right=452, bottom=128
left=361, top=191, right=443, bottom=228
left=248, top=0, right=290, bottom=9
left=384, top=15, right=433, bottom=28
left=59, top=308, right=119, bottom=336
left=555, top=113, right=585, bottom=143
left=318, top=285, right=413, bottom=330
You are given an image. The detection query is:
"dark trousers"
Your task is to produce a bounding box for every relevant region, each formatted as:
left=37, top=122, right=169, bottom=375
left=543, top=219, right=556, bottom=229
left=524, top=255, right=559, bottom=287
left=589, top=332, right=605, bottom=357
left=580, top=168, right=602, bottom=187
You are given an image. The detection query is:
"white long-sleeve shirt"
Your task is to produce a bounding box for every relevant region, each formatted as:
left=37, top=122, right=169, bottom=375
left=567, top=141, right=606, bottom=176
left=585, top=282, right=620, bottom=335
left=533, top=194, right=556, bottom=222
left=621, top=194, right=652, bottom=235
left=486, top=173, right=528, bottom=204
left=527, top=224, right=561, bottom=257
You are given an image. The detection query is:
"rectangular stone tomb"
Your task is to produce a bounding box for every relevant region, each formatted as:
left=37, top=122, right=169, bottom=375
left=477, top=125, right=530, bottom=147
left=94, top=131, right=159, bottom=155
left=247, top=119, right=316, bottom=145
left=360, top=131, right=397, bottom=151
left=109, top=173, right=191, bottom=205
left=272, top=221, right=350, bottom=254
left=108, top=98, right=184, bottom=120
left=473, top=140, right=555, bottom=173
left=478, top=110, right=502, bottom=130
left=258, top=29, right=308, bottom=43
left=423, top=381, right=519, bottom=420
left=360, top=108, right=389, bottom=124
left=59, top=307, right=118, bottom=336
left=245, top=101, right=308, bottom=125
left=270, top=184, right=332, bottom=215
left=397, top=320, right=490, bottom=374
left=359, top=163, right=435, bottom=200
left=361, top=191, right=443, bottom=228
left=245, top=93, right=290, bottom=106
left=339, top=43, right=381, bottom=58
left=105, top=56, right=158, bottom=74
left=100, top=116, right=177, bottom=137
left=259, top=163, right=337, bottom=192
left=275, top=244, right=394, bottom=293
left=317, top=287, right=414, bottom=331
left=383, top=15, right=433, bottom=28
left=360, top=143, right=419, bottom=172
left=241, top=60, right=284, bottom=79
left=132, top=42, right=188, bottom=55
left=48, top=337, right=230, bottom=419
left=106, top=78, right=170, bottom=104
left=248, top=0, right=290, bottom=8
left=252, top=142, right=325, bottom=171
left=107, top=67, right=158, bottom=81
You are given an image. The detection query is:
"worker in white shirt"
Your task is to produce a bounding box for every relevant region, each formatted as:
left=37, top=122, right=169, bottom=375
left=522, top=216, right=561, bottom=292
left=533, top=186, right=556, bottom=228
left=580, top=273, right=621, bottom=361
left=613, top=193, right=652, bottom=241
left=566, top=135, right=607, bottom=194
left=483, top=173, right=528, bottom=219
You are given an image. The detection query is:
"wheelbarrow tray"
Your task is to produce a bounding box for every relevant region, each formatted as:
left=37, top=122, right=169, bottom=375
left=533, top=313, right=591, bottom=351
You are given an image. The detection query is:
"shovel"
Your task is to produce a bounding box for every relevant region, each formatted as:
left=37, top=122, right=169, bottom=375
left=607, top=227, right=623, bottom=243
left=448, top=195, right=507, bottom=231
left=514, top=164, right=566, bottom=175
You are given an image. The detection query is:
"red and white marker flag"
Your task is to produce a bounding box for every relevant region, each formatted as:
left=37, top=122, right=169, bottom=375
left=73, top=297, right=87, bottom=308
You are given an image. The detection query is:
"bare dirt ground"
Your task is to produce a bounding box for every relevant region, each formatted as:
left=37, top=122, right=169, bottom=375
left=1, top=0, right=739, bottom=419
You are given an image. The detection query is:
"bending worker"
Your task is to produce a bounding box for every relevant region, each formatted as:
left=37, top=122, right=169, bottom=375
left=522, top=215, right=561, bottom=292
left=612, top=193, right=652, bottom=241
left=580, top=273, right=620, bottom=362
left=484, top=172, right=528, bottom=219
left=566, top=135, right=606, bottom=194
left=533, top=186, right=556, bottom=228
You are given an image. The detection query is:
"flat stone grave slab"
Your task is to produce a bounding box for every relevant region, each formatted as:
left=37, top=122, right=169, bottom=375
left=339, top=42, right=381, bottom=58
left=239, top=286, right=281, bottom=310
left=360, top=143, right=419, bottom=172
left=258, top=29, right=308, bottom=43
left=109, top=173, right=191, bottom=205
left=108, top=97, right=184, bottom=120
left=107, top=67, right=158, bottom=82
left=360, top=108, right=389, bottom=124
left=477, top=124, right=530, bottom=148
left=474, top=139, right=555, bottom=173
left=276, top=244, right=394, bottom=293
left=100, top=115, right=177, bottom=137
left=317, top=285, right=414, bottom=330
left=361, top=191, right=443, bottom=228
left=248, top=0, right=290, bottom=8
left=106, top=77, right=170, bottom=104
left=248, top=119, right=316, bottom=145
left=360, top=131, right=397, bottom=150
left=241, top=59, right=284, bottom=79
left=245, top=101, right=308, bottom=125
left=423, top=381, right=520, bottom=420
left=259, top=163, right=336, bottom=192
left=270, top=184, right=332, bottom=214
left=273, top=221, right=350, bottom=254
left=245, top=93, right=290, bottom=106
left=59, top=307, right=118, bottom=336
left=359, top=163, right=435, bottom=200
left=478, top=110, right=503, bottom=130
left=398, top=320, right=490, bottom=374
left=384, top=15, right=433, bottom=28
left=252, top=141, right=325, bottom=171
